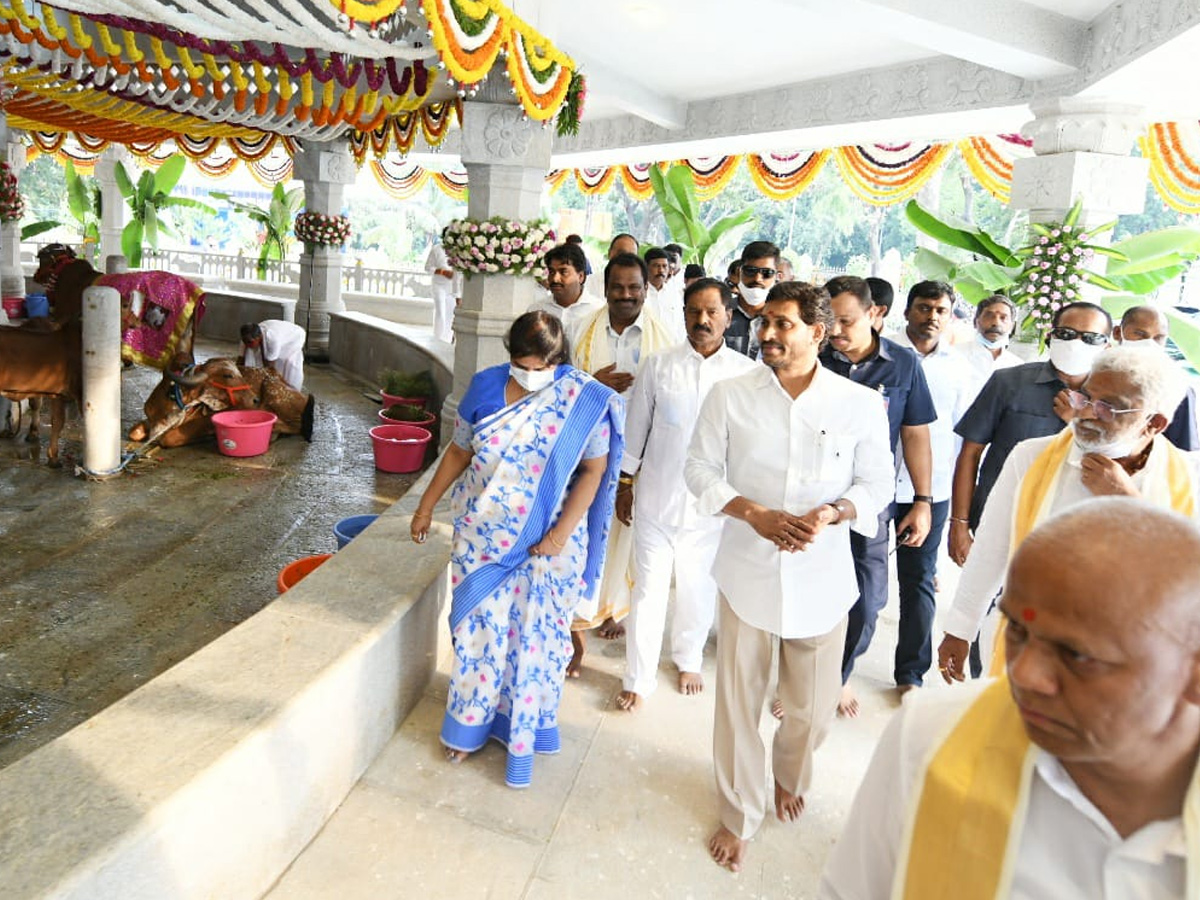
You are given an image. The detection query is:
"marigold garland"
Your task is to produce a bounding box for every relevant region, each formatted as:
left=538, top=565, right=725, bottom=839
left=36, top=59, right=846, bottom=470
left=683, top=156, right=741, bottom=201
left=834, top=144, right=953, bottom=205
left=746, top=151, right=829, bottom=201
left=1143, top=122, right=1200, bottom=214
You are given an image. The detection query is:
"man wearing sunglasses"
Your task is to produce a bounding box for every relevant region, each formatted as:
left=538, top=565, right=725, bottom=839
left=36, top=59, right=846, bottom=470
left=949, top=301, right=1113, bottom=570
left=937, top=344, right=1200, bottom=682
left=723, top=241, right=780, bottom=359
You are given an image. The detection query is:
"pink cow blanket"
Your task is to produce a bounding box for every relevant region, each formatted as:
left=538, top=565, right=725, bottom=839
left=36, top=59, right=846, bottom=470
left=97, top=271, right=206, bottom=368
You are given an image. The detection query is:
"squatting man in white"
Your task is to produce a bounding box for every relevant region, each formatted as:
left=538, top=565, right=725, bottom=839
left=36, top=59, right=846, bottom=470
left=685, top=280, right=893, bottom=873
left=614, top=277, right=758, bottom=712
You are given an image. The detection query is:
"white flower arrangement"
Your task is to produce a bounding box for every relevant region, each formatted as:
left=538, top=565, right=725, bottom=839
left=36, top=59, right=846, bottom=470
left=443, top=217, right=557, bottom=277
left=294, top=211, right=352, bottom=246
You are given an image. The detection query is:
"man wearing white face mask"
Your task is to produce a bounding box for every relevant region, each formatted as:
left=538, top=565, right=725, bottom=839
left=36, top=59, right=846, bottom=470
left=1111, top=305, right=1199, bottom=450
left=935, top=344, right=1200, bottom=681
left=955, top=294, right=1022, bottom=397
left=723, top=241, right=779, bottom=358
left=948, top=301, right=1112, bottom=571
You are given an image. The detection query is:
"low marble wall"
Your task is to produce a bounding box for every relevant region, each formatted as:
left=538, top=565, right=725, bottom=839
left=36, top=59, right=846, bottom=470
left=327, top=311, right=454, bottom=406
left=197, top=291, right=297, bottom=343
left=0, top=475, right=453, bottom=900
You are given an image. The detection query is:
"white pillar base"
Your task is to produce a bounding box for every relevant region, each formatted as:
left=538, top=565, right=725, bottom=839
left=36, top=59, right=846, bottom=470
left=82, top=285, right=123, bottom=476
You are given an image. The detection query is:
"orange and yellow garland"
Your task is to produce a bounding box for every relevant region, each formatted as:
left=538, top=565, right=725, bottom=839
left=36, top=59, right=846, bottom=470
left=1142, top=122, right=1200, bottom=215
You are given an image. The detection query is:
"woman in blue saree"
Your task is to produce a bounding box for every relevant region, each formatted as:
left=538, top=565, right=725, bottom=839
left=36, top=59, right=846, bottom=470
left=410, top=311, right=624, bottom=788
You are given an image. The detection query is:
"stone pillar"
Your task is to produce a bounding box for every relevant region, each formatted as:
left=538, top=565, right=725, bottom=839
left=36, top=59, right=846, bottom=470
left=447, top=72, right=553, bottom=426
left=293, top=139, right=355, bottom=360
left=1011, top=99, right=1148, bottom=229
left=95, top=146, right=128, bottom=267
left=0, top=114, right=25, bottom=303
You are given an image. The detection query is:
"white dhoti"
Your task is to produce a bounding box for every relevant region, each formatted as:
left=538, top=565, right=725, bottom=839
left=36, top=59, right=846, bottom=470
left=623, top=514, right=722, bottom=696
left=431, top=283, right=455, bottom=343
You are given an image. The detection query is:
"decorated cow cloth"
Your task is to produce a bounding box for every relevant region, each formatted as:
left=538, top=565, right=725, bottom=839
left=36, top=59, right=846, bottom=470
left=97, top=272, right=206, bottom=368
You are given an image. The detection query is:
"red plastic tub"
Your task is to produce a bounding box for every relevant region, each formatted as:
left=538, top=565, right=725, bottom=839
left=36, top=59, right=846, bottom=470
left=211, top=409, right=278, bottom=457
left=380, top=390, right=428, bottom=410
left=378, top=407, right=437, bottom=429
left=277, top=553, right=333, bottom=594
left=370, top=423, right=433, bottom=473
left=2, top=297, right=25, bottom=320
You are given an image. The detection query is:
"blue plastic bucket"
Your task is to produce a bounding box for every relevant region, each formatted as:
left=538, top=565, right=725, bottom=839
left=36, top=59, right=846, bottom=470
left=24, top=293, right=48, bottom=318
left=334, top=514, right=378, bottom=549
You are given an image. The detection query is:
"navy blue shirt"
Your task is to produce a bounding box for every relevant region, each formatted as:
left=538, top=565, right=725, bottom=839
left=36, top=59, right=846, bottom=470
left=1165, top=385, right=1199, bottom=450
left=820, top=334, right=936, bottom=455
left=954, top=360, right=1067, bottom=527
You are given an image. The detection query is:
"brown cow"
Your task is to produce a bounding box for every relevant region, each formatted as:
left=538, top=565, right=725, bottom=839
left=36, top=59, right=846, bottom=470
left=129, top=357, right=315, bottom=448
left=0, top=320, right=82, bottom=467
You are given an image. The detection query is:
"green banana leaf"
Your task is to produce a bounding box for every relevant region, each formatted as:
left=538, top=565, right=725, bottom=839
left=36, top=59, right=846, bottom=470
left=113, top=163, right=135, bottom=199
left=21, top=221, right=59, bottom=240
left=956, top=260, right=1020, bottom=292
left=905, top=200, right=1017, bottom=266
left=1163, top=306, right=1200, bottom=374
left=913, top=247, right=956, bottom=281
left=1103, top=265, right=1189, bottom=295
left=1107, top=227, right=1200, bottom=275
left=121, top=220, right=144, bottom=265
left=152, top=155, right=187, bottom=195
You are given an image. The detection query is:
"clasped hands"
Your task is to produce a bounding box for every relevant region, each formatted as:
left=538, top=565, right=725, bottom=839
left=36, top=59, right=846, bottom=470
left=747, top=504, right=836, bottom=553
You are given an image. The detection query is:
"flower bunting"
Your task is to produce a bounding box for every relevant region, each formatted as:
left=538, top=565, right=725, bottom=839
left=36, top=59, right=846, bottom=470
left=443, top=217, right=556, bottom=278
left=294, top=211, right=352, bottom=246
left=0, top=163, right=26, bottom=223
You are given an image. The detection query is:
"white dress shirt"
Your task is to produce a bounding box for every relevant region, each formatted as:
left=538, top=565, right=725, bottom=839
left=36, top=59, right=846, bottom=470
left=568, top=315, right=645, bottom=382
left=819, top=683, right=1187, bottom=900
left=685, top=364, right=895, bottom=638
left=943, top=433, right=1200, bottom=641
left=622, top=342, right=759, bottom=530
left=890, top=332, right=974, bottom=503
left=527, top=289, right=605, bottom=338
left=956, top=338, right=1023, bottom=400
left=644, top=282, right=686, bottom=343
left=424, top=243, right=453, bottom=289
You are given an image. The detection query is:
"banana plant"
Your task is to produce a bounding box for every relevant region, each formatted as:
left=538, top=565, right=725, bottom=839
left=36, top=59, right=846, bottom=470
left=114, top=154, right=215, bottom=267
left=648, top=163, right=755, bottom=267
left=210, top=183, right=305, bottom=278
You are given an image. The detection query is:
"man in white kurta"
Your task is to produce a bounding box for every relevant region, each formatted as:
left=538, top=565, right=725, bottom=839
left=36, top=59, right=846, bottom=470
left=526, top=242, right=604, bottom=336
left=616, top=278, right=758, bottom=711
left=937, top=346, right=1199, bottom=680
left=425, top=231, right=455, bottom=343
left=643, top=247, right=686, bottom=343
left=685, top=281, right=894, bottom=873
left=238, top=319, right=306, bottom=390
left=955, top=293, right=1022, bottom=397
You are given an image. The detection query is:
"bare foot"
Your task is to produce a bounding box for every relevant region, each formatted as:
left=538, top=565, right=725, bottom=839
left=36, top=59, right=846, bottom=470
left=770, top=698, right=784, bottom=720
left=567, top=631, right=584, bottom=678
left=597, top=617, right=625, bottom=639
left=616, top=690, right=642, bottom=711
left=707, top=825, right=747, bottom=872
left=838, top=684, right=860, bottom=718
left=678, top=671, right=704, bottom=695
left=444, top=747, right=469, bottom=764
left=775, top=780, right=806, bottom=823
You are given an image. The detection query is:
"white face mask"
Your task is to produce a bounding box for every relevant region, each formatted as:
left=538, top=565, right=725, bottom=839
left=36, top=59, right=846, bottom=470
left=739, top=284, right=769, bottom=307
left=1048, top=337, right=1106, bottom=377
left=976, top=332, right=1009, bottom=351
left=1120, top=337, right=1164, bottom=353
left=1070, top=419, right=1146, bottom=460
left=509, top=364, right=556, bottom=392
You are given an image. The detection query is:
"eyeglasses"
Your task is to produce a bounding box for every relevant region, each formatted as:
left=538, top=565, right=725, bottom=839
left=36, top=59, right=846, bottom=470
left=1065, top=390, right=1144, bottom=423
left=1050, top=326, right=1110, bottom=347
left=741, top=265, right=777, bottom=279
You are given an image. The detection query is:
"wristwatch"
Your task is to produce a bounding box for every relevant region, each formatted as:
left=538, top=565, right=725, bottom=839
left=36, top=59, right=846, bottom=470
left=829, top=500, right=850, bottom=523
left=912, top=494, right=934, bottom=504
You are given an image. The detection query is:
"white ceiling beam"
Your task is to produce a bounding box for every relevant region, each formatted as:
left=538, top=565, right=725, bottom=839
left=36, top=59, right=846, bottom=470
left=562, top=49, right=689, bottom=131
left=785, top=0, right=1084, bottom=80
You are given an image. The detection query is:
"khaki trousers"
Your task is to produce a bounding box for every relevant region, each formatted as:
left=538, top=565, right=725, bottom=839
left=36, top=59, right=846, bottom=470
left=713, top=595, right=846, bottom=839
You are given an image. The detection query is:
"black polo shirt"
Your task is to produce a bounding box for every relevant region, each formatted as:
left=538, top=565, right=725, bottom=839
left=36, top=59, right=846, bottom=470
left=819, top=334, right=936, bottom=455
left=954, top=360, right=1067, bottom=527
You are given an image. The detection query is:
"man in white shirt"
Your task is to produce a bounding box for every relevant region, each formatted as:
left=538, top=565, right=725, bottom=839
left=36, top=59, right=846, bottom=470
left=526, top=243, right=604, bottom=337
left=685, top=281, right=894, bottom=873
left=424, top=228, right=456, bottom=343
left=643, top=247, right=686, bottom=342
left=820, top=499, right=1200, bottom=900
left=568, top=253, right=675, bottom=668
left=937, top=345, right=1199, bottom=680
left=238, top=319, right=306, bottom=390
left=615, top=278, right=758, bottom=712
left=955, top=293, right=1022, bottom=396
left=889, top=281, right=974, bottom=692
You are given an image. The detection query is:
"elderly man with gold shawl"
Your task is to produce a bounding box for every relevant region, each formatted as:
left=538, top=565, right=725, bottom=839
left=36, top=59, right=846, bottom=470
left=567, top=251, right=677, bottom=671
left=936, top=345, right=1200, bottom=681
left=820, top=498, right=1200, bottom=899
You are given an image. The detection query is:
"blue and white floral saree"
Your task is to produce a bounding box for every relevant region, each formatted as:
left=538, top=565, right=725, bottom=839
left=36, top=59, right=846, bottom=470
left=440, top=364, right=623, bottom=787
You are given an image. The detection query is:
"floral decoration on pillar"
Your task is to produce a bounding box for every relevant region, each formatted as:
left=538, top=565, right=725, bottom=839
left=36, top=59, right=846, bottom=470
left=444, top=217, right=555, bottom=276
left=0, top=162, right=26, bottom=222
left=294, top=211, right=352, bottom=250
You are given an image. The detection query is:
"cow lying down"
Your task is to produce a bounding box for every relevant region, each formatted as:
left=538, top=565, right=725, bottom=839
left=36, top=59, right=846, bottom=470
left=129, top=357, right=315, bottom=448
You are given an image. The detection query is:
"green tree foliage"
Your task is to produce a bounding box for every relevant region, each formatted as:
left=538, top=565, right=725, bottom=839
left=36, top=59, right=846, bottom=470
left=114, top=154, right=215, bottom=266
left=211, top=182, right=305, bottom=277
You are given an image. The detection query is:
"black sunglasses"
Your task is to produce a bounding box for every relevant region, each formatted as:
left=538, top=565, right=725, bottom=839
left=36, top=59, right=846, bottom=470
left=741, top=265, right=777, bottom=279
left=1050, top=326, right=1109, bottom=347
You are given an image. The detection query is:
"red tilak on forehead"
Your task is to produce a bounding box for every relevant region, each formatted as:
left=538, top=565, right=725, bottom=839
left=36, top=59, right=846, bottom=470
left=1022, top=608, right=1037, bottom=622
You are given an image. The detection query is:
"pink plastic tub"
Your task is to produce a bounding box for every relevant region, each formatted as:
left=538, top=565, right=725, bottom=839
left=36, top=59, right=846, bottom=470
left=380, top=390, right=428, bottom=410
left=211, top=410, right=278, bottom=457
left=2, top=297, right=25, bottom=320
left=370, top=423, right=432, bottom=473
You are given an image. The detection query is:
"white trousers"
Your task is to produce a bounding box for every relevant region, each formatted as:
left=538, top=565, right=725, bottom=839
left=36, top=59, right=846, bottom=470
left=432, top=284, right=455, bottom=343
left=275, top=349, right=305, bottom=392
left=623, top=514, right=722, bottom=696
